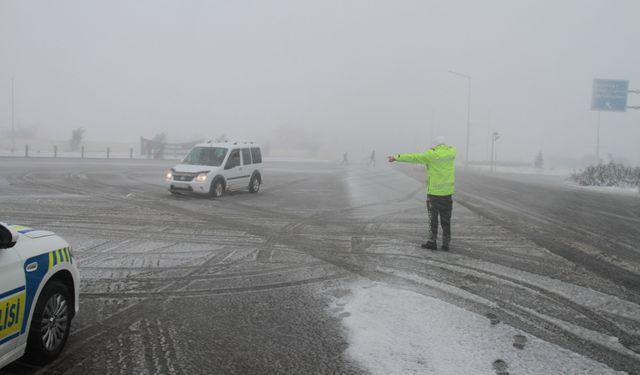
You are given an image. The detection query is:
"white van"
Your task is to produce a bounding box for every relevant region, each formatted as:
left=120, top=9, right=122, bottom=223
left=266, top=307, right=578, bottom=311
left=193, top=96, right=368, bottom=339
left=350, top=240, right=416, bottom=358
left=165, top=142, right=263, bottom=197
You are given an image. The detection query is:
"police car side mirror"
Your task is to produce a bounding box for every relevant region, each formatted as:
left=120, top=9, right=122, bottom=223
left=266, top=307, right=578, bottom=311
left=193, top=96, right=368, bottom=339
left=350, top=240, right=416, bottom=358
left=0, top=223, right=18, bottom=249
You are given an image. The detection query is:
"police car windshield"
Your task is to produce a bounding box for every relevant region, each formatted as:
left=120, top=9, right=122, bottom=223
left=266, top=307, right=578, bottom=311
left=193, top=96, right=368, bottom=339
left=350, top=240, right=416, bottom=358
left=182, top=147, right=228, bottom=166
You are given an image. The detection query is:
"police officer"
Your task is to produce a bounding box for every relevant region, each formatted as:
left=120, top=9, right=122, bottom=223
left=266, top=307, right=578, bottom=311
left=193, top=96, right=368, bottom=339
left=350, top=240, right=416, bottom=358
left=388, top=136, right=457, bottom=251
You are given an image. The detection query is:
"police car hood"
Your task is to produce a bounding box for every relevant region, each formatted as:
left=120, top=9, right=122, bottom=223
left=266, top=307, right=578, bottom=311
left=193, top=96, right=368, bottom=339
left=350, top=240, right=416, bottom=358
left=7, top=225, right=69, bottom=260
left=172, top=164, right=220, bottom=174
left=7, top=225, right=55, bottom=239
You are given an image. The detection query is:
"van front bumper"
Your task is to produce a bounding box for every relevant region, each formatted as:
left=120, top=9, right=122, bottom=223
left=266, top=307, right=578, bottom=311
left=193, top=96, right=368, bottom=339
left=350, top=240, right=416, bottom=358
left=168, top=181, right=210, bottom=194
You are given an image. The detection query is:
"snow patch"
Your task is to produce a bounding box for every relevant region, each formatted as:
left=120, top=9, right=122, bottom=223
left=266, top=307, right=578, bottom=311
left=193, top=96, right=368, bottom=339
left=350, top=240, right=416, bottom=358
left=332, top=282, right=627, bottom=375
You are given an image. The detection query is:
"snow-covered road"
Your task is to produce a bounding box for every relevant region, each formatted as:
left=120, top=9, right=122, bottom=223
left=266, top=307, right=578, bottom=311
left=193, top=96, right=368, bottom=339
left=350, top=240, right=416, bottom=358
left=1, top=157, right=638, bottom=374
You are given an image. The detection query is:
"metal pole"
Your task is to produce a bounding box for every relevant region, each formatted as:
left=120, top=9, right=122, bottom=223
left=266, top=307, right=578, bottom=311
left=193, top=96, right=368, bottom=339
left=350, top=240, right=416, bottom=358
left=11, top=77, right=15, bottom=153
left=494, top=150, right=497, bottom=171
left=596, top=111, right=601, bottom=163
left=490, top=132, right=499, bottom=171
left=491, top=134, right=496, bottom=172
left=466, top=77, right=471, bottom=167
left=487, top=111, right=492, bottom=163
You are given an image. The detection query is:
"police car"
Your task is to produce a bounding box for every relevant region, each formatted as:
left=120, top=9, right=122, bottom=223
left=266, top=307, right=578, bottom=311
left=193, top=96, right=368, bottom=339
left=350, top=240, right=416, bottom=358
left=0, top=222, right=79, bottom=368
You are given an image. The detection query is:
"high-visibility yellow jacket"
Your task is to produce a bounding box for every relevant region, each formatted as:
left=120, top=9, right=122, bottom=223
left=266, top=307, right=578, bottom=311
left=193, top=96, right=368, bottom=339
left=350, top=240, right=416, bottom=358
left=395, top=144, right=457, bottom=196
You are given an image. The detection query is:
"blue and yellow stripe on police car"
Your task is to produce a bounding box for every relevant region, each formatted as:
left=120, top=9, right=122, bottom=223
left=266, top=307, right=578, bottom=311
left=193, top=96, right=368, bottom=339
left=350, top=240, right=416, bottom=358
left=0, top=286, right=26, bottom=345
left=20, top=247, right=73, bottom=334
left=48, top=247, right=73, bottom=268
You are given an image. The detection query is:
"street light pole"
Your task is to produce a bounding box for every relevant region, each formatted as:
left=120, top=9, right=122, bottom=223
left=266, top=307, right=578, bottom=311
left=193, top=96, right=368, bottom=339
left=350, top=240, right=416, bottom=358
left=491, top=131, right=500, bottom=172
left=448, top=70, right=471, bottom=166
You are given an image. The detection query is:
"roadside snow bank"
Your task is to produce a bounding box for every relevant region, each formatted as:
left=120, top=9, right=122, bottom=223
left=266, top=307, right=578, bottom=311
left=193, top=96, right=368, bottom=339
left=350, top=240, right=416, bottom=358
left=333, top=282, right=626, bottom=375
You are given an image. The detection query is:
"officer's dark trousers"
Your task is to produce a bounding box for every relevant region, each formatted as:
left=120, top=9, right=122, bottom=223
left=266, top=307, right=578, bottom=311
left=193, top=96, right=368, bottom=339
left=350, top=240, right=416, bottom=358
left=426, top=194, right=453, bottom=244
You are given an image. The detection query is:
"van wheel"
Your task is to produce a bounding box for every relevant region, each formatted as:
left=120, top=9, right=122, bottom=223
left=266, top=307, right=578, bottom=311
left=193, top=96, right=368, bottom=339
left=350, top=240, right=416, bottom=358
left=210, top=179, right=225, bottom=198
left=249, top=175, right=261, bottom=193
left=24, top=281, right=72, bottom=364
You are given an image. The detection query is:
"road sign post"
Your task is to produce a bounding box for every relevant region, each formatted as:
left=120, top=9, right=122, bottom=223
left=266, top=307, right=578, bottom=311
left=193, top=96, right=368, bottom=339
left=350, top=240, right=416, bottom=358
left=591, top=79, right=632, bottom=163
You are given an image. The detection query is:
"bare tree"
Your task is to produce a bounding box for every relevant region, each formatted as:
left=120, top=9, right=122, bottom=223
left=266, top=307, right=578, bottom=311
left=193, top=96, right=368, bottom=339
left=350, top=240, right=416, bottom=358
left=534, top=151, right=544, bottom=169
left=69, top=128, right=85, bottom=151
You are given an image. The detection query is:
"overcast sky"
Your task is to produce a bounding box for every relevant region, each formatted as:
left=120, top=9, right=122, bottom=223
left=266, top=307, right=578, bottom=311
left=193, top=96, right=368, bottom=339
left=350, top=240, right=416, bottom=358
left=1, top=0, right=639, bottom=164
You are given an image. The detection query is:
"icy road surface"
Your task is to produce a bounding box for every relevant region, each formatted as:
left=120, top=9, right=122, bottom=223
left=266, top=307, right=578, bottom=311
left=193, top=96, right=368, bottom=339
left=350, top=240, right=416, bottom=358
left=1, top=158, right=639, bottom=374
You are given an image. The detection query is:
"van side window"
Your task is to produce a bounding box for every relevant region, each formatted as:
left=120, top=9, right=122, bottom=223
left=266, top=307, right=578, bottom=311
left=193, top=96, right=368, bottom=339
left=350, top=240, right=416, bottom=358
left=250, top=147, right=262, bottom=163
left=241, top=148, right=252, bottom=165
left=225, top=149, right=241, bottom=169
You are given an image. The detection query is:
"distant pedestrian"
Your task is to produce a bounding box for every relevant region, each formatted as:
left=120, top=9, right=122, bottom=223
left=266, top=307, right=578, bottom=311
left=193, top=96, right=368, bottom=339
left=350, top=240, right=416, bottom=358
left=368, top=150, right=376, bottom=167
left=388, top=136, right=457, bottom=251
left=341, top=152, right=349, bottom=165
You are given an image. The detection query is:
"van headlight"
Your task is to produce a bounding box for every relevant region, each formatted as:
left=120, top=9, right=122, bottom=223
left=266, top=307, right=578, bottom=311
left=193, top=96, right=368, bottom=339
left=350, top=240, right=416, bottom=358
left=195, top=173, right=208, bottom=182
left=165, top=170, right=173, bottom=181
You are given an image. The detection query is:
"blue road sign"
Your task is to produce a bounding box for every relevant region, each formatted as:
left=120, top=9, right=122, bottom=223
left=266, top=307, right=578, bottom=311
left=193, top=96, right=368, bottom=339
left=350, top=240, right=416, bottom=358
left=592, top=79, right=628, bottom=112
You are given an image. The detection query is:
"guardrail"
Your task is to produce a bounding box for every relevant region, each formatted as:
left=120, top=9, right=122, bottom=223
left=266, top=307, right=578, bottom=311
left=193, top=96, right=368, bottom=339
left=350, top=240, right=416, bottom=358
left=0, top=145, right=156, bottom=159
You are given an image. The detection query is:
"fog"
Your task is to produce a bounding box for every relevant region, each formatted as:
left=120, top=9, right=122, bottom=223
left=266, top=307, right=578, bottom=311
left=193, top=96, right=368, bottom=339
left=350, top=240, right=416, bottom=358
left=1, top=0, right=639, bottom=166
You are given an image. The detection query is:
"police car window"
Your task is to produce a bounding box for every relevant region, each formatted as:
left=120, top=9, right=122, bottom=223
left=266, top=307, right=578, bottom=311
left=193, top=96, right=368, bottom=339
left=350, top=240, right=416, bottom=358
left=241, top=148, right=252, bottom=165
left=182, top=147, right=227, bottom=166
left=251, top=147, right=262, bottom=163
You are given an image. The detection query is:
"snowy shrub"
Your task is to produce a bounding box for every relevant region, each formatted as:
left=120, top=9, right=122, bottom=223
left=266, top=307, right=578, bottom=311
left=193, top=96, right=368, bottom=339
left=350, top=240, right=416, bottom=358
left=570, top=162, right=640, bottom=188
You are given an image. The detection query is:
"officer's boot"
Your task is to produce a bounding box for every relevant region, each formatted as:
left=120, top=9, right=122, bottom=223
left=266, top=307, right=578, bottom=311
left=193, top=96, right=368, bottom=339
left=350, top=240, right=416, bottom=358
left=422, top=231, right=438, bottom=250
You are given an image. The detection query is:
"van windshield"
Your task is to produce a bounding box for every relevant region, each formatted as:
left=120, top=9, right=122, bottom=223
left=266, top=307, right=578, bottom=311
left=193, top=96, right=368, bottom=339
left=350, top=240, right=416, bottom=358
left=182, top=147, right=228, bottom=166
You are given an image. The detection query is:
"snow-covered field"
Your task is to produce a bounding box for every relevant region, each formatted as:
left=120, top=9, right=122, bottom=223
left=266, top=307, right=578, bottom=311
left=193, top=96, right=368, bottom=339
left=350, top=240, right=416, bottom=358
left=468, top=164, right=640, bottom=196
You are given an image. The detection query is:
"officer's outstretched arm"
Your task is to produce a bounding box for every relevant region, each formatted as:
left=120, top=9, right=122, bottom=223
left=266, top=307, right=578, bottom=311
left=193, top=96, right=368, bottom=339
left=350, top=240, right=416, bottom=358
left=395, top=152, right=430, bottom=164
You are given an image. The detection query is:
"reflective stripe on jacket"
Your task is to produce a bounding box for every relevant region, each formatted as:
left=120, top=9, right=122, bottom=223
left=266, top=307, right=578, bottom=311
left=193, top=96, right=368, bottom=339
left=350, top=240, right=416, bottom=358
left=396, top=144, right=457, bottom=196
